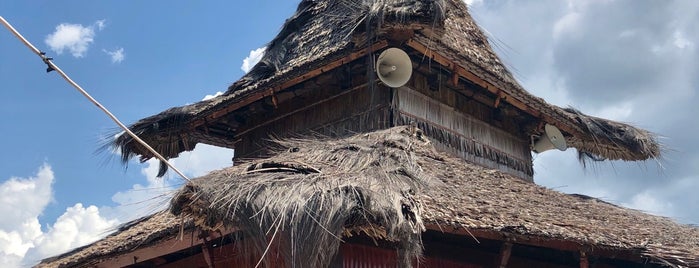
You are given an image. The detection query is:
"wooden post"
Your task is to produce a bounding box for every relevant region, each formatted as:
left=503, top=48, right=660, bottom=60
left=579, top=250, right=589, bottom=268
left=493, top=90, right=507, bottom=108
left=496, top=242, right=513, bottom=268
left=270, top=89, right=278, bottom=109
left=451, top=70, right=459, bottom=86
left=200, top=232, right=215, bottom=268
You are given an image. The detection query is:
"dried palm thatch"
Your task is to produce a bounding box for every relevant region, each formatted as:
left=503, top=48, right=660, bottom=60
left=37, top=212, right=187, bottom=268
left=170, top=126, right=432, bottom=267
left=109, top=0, right=661, bottom=177
left=170, top=126, right=693, bottom=268
left=563, top=107, right=661, bottom=164
left=40, top=127, right=696, bottom=268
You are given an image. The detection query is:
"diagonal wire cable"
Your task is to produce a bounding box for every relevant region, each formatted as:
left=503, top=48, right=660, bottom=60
left=0, top=16, right=191, bottom=182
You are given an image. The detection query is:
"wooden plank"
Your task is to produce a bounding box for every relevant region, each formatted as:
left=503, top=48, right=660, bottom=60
left=157, top=253, right=209, bottom=268
left=232, top=83, right=369, bottom=139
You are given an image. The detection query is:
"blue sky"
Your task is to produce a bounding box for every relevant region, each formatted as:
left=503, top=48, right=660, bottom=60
left=2, top=1, right=698, bottom=267
left=1, top=1, right=299, bottom=266
left=1, top=0, right=294, bottom=223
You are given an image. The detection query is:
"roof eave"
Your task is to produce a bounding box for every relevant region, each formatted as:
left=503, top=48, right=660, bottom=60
left=406, top=34, right=661, bottom=162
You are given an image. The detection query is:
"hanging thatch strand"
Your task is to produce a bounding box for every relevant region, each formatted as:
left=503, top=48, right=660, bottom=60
left=171, top=127, right=433, bottom=267
left=172, top=130, right=431, bottom=266
left=562, top=107, right=661, bottom=165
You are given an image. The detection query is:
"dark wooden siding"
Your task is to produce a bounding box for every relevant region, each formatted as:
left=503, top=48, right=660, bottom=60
left=341, top=243, right=482, bottom=268
left=233, top=84, right=392, bottom=158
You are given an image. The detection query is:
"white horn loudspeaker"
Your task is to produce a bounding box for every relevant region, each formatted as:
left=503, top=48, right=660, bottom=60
left=376, top=48, right=412, bottom=88
left=532, top=124, right=567, bottom=153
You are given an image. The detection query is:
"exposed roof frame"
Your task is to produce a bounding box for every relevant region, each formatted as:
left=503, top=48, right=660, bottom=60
left=187, top=40, right=390, bottom=131
left=405, top=39, right=583, bottom=138
left=95, top=228, right=235, bottom=268
left=189, top=38, right=582, bottom=140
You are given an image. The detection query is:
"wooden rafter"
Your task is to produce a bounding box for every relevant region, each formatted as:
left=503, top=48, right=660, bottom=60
left=405, top=39, right=583, bottom=137
left=187, top=40, right=389, bottom=130
left=184, top=38, right=585, bottom=144
left=232, top=83, right=369, bottom=140
left=95, top=228, right=236, bottom=267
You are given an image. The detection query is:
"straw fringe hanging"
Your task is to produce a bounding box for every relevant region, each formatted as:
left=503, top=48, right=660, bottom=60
left=394, top=87, right=533, bottom=178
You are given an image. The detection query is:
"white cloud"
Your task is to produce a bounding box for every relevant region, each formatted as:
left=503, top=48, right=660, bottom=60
left=103, top=48, right=125, bottom=63
left=652, top=30, right=695, bottom=55
left=0, top=144, right=234, bottom=267
left=45, top=24, right=91, bottom=57
left=241, top=47, right=266, bottom=73
left=553, top=12, right=582, bottom=41
left=0, top=164, right=53, bottom=232
left=672, top=30, right=693, bottom=50
left=472, top=0, right=699, bottom=224
left=102, top=143, right=234, bottom=222
left=44, top=19, right=106, bottom=58
left=622, top=191, right=675, bottom=218
left=100, top=160, right=175, bottom=222
left=202, top=91, right=223, bottom=101
left=463, top=0, right=482, bottom=7
left=0, top=165, right=119, bottom=268
left=95, top=20, right=106, bottom=31
left=25, top=204, right=118, bottom=263
left=591, top=101, right=633, bottom=121
left=168, top=144, right=234, bottom=178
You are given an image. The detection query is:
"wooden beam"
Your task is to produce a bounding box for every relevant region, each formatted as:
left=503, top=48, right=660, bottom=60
left=405, top=39, right=583, bottom=138
left=496, top=242, right=513, bottom=268
left=201, top=235, right=215, bottom=268
left=425, top=225, right=645, bottom=265
left=232, top=83, right=369, bottom=139
left=196, top=40, right=389, bottom=126
left=406, top=39, right=530, bottom=112
left=412, top=68, right=499, bottom=111
left=96, top=227, right=236, bottom=268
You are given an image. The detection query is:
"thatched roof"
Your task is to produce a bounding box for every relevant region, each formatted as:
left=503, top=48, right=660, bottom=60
left=36, top=212, right=186, bottom=268
left=42, top=127, right=697, bottom=268
left=111, top=0, right=660, bottom=176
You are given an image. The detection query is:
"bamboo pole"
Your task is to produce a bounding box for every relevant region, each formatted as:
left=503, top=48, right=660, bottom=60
left=0, top=16, right=191, bottom=182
